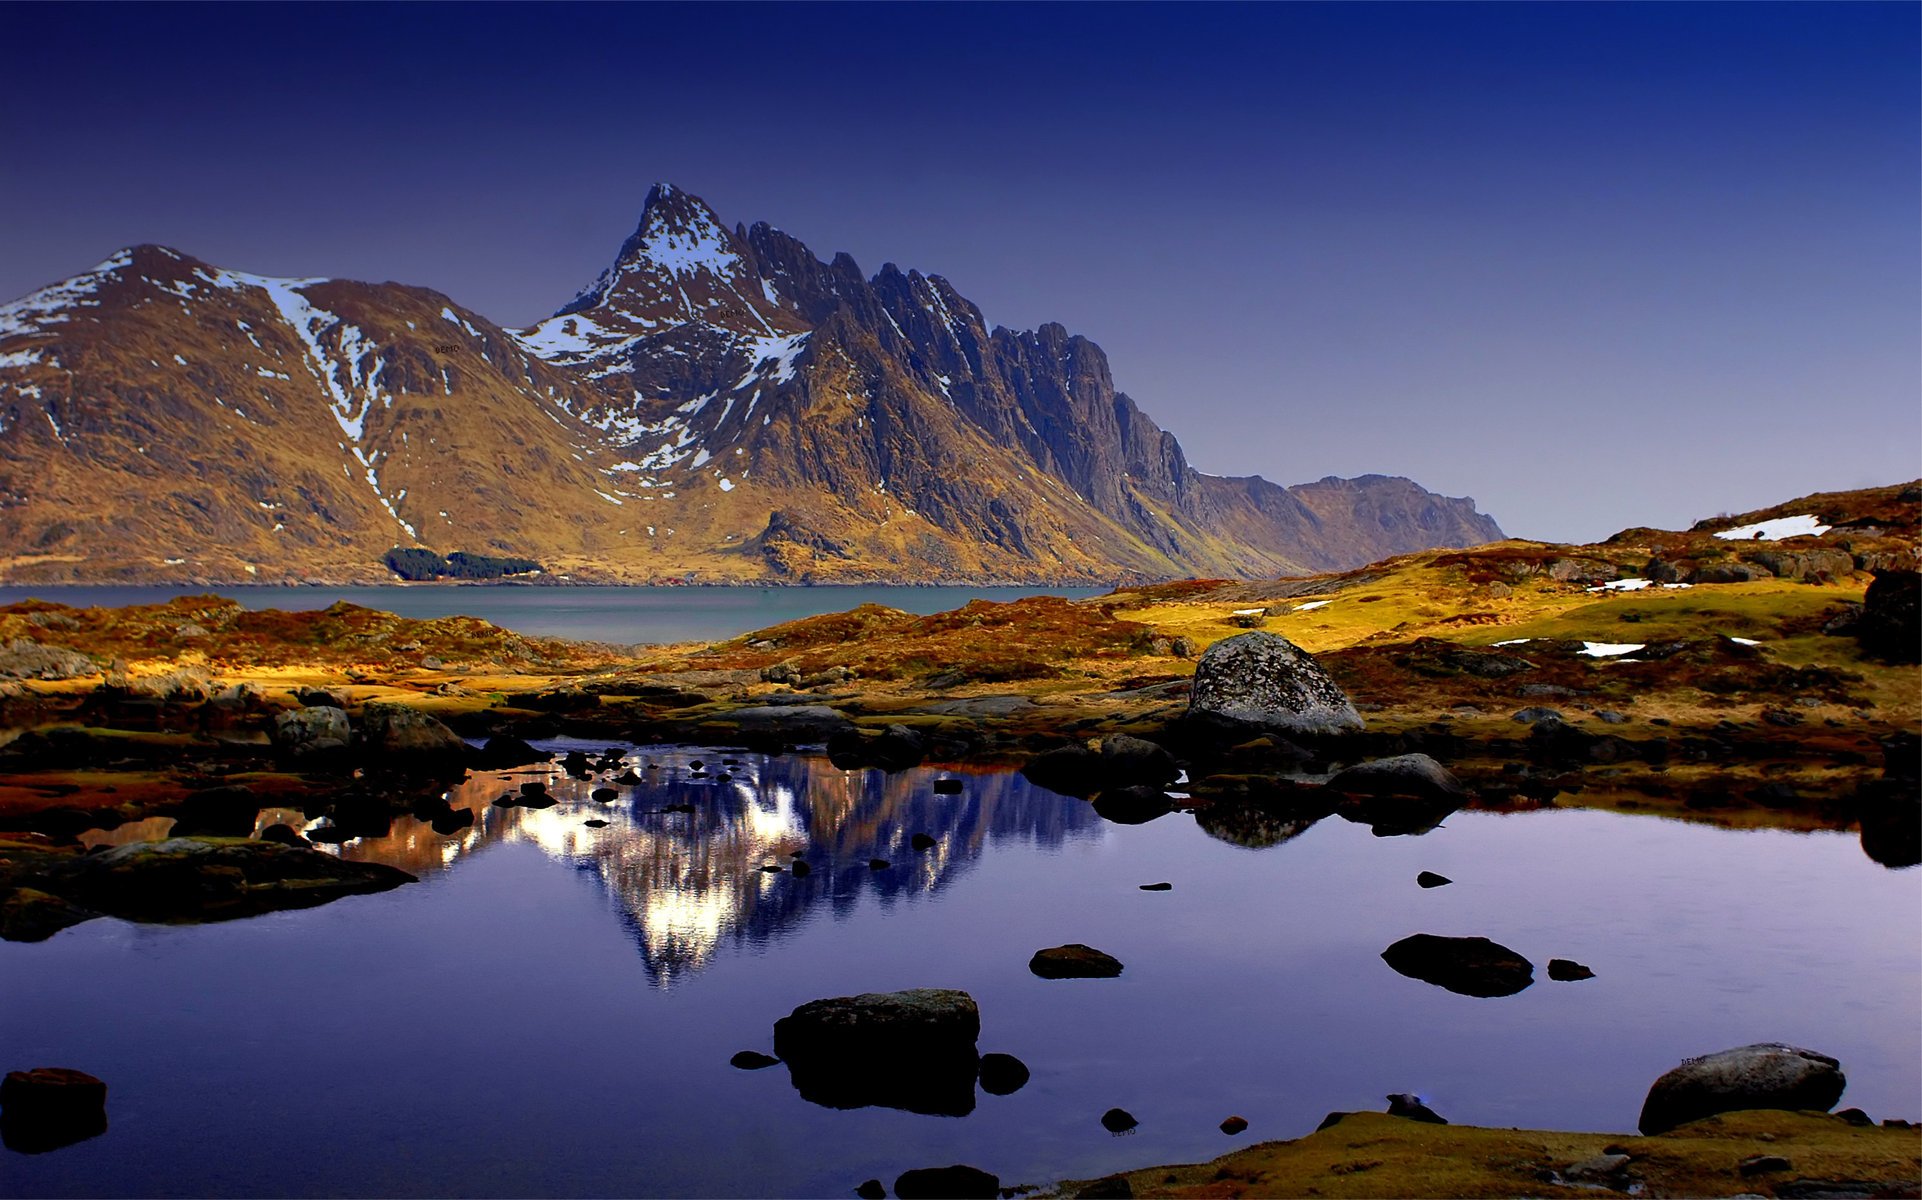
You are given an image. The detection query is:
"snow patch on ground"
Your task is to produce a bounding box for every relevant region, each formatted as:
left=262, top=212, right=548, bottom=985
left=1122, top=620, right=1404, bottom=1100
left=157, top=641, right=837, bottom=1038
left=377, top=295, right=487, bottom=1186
left=1727, top=636, right=1762, bottom=646
left=1292, top=599, right=1333, bottom=611
left=1713, top=514, right=1831, bottom=541
left=1578, top=642, right=1646, bottom=658
left=1587, top=578, right=1652, bottom=592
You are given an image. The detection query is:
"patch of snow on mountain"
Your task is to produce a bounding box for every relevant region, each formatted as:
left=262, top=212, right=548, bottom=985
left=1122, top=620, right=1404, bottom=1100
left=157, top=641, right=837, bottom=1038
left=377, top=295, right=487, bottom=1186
left=1713, top=514, right=1831, bottom=541
left=0, top=250, right=126, bottom=339
left=735, top=332, right=808, bottom=388
left=0, top=349, right=45, bottom=370
left=718, top=477, right=735, bottom=492
left=1292, top=599, right=1332, bottom=611
left=1587, top=578, right=1653, bottom=592
left=440, top=306, right=483, bottom=338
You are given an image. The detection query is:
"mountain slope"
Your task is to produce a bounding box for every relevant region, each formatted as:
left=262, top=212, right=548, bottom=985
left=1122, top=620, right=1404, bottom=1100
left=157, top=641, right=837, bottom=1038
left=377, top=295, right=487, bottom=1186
left=0, top=186, right=1502, bottom=584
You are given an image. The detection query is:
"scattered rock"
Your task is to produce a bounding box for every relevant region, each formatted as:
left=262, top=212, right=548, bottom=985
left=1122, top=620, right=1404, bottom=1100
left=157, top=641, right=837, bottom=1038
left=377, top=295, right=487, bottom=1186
left=1595, top=710, right=1630, bottom=724
left=1326, top=753, right=1466, bottom=801
left=1139, top=882, right=1173, bottom=891
left=790, top=860, right=811, bottom=878
left=1187, top=631, right=1365, bottom=735
left=729, top=1051, right=780, bottom=1070
left=0, top=639, right=93, bottom=681
left=894, top=1166, right=1000, bottom=1200
left=932, top=778, right=964, bottom=795
left=1220, top=1115, right=1249, bottom=1135
left=855, top=1181, right=885, bottom=1200
left=1386, top=1093, right=1447, bottom=1124
left=1029, top=944, right=1124, bottom=979
left=911, top=833, right=936, bottom=852
left=42, top=838, right=416, bottom=925
left=1835, top=1108, right=1874, bottom=1127
left=1547, top=958, right=1595, bottom=981
left=1381, top=934, right=1534, bottom=997
left=868, top=858, right=889, bottom=870
left=1638, top=1043, right=1847, bottom=1135
left=978, top=1052, right=1030, bottom=1095
left=0, top=1067, right=108, bottom=1154
left=1101, top=1107, right=1139, bottom=1133
left=1416, top=871, right=1451, bottom=888
left=1562, top=1153, right=1632, bottom=1184
left=1510, top=706, right=1565, bottom=725
left=772, top=989, right=981, bottom=1116
left=1076, top=1177, right=1133, bottom=1199
left=1740, top=1155, right=1793, bottom=1177
left=583, top=819, right=609, bottom=829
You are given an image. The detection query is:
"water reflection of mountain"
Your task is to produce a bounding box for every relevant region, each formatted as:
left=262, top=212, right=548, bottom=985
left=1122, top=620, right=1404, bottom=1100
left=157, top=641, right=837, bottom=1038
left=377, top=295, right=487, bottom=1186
left=335, top=750, right=1104, bottom=985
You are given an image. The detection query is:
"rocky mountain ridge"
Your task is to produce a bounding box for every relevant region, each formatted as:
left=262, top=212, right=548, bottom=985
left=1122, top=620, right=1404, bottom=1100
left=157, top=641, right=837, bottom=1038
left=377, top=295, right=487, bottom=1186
left=0, top=185, right=1502, bottom=584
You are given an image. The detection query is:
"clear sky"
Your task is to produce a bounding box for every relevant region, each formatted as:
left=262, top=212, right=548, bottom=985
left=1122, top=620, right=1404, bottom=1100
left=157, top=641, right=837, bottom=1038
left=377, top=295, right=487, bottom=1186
left=4, top=2, right=1916, bottom=543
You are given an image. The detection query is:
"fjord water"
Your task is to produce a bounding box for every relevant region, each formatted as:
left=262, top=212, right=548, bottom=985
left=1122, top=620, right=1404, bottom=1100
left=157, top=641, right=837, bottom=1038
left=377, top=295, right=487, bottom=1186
left=3, top=750, right=1916, bottom=1198
left=0, top=586, right=1108, bottom=646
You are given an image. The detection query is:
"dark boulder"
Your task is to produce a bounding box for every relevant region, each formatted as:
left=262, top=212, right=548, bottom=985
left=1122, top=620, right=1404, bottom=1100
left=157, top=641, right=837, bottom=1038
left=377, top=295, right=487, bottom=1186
left=1100, top=1107, right=1139, bottom=1132
left=0, top=888, right=100, bottom=943
left=1020, top=745, right=1102, bottom=798
left=1099, top=735, right=1181, bottom=790
left=359, top=703, right=468, bottom=762
left=1857, top=570, right=1920, bottom=663
left=1030, top=944, right=1124, bottom=979
left=1326, top=753, right=1466, bottom=801
left=1220, top=1115, right=1249, bottom=1135
left=894, top=1166, right=999, bottom=1199
left=932, top=778, right=964, bottom=795
left=1076, top=1178, right=1133, bottom=1199
left=1387, top=1093, right=1447, bottom=1124
left=855, top=1181, right=885, bottom=1200
left=270, top=706, right=352, bottom=760
left=1381, top=933, right=1534, bottom=997
left=1090, top=787, right=1174, bottom=826
left=729, top=1051, right=780, bottom=1070
left=169, top=785, right=261, bottom=838
left=869, top=724, right=927, bottom=772
left=476, top=736, right=551, bottom=767
left=1547, top=958, right=1596, bottom=981
left=45, top=838, right=415, bottom=924
left=1638, top=1043, right=1846, bottom=1134
left=1417, top=871, right=1452, bottom=888
left=0, top=1067, right=108, bottom=1154
left=772, top=989, right=980, bottom=1116
left=978, top=1052, right=1029, bottom=1095
left=1187, top=632, right=1364, bottom=735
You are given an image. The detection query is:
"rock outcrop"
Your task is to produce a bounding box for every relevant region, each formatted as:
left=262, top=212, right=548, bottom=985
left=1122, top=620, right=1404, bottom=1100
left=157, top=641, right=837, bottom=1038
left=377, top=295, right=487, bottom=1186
left=1188, top=631, right=1364, bottom=734
left=1638, top=1044, right=1847, bottom=1134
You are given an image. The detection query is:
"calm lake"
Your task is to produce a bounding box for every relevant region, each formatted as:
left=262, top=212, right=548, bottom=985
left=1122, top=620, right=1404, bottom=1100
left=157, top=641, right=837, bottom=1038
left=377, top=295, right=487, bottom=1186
left=0, top=586, right=1110, bottom=647
left=3, top=744, right=1916, bottom=1197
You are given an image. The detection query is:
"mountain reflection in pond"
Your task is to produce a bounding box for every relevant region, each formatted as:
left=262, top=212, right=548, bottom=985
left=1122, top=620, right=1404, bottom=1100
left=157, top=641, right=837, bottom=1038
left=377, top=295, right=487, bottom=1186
left=4, top=748, right=1917, bottom=1200
left=330, top=746, right=1103, bottom=986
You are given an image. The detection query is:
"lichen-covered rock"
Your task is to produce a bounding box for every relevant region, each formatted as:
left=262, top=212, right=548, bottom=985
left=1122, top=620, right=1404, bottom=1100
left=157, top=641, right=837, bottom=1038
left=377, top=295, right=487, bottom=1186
left=271, top=705, right=352, bottom=758
left=0, top=639, right=93, bottom=681
left=358, top=702, right=467, bottom=759
left=1638, top=1043, right=1846, bottom=1134
left=1188, top=632, right=1363, bottom=735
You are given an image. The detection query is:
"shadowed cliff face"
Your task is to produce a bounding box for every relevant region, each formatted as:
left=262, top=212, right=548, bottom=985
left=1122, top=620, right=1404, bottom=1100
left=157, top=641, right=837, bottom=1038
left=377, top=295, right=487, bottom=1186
left=0, top=186, right=1501, bottom=584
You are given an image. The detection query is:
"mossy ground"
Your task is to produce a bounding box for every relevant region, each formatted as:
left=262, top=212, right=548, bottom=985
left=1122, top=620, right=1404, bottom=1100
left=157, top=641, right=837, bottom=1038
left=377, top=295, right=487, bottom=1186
left=1056, top=1111, right=1921, bottom=1199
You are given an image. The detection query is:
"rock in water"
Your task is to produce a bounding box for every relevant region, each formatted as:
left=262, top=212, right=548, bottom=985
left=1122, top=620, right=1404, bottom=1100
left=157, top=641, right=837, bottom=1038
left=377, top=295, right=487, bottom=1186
left=1030, top=944, right=1125, bottom=979
left=728, top=1051, right=779, bottom=1070
left=1326, top=754, right=1466, bottom=801
left=1416, top=871, right=1452, bottom=888
left=358, top=702, right=468, bottom=761
left=1220, top=1115, right=1249, bottom=1135
left=1381, top=933, right=1534, bottom=997
left=1857, top=569, right=1920, bottom=663
left=1187, top=632, right=1364, bottom=735
left=1099, top=734, right=1181, bottom=789
left=772, top=989, right=981, bottom=1116
left=0, top=1067, right=108, bottom=1153
left=855, top=1181, right=885, bottom=1200
left=1101, top=1106, right=1139, bottom=1132
left=271, top=706, right=352, bottom=759
left=1547, top=958, right=1596, bottom=981
left=978, top=1052, right=1030, bottom=1095
left=1638, top=1043, right=1846, bottom=1134
left=894, top=1165, right=999, bottom=1199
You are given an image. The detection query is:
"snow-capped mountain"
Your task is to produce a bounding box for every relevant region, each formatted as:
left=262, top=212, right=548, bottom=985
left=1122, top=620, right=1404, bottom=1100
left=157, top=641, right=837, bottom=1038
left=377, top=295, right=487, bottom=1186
left=0, top=186, right=1502, bottom=584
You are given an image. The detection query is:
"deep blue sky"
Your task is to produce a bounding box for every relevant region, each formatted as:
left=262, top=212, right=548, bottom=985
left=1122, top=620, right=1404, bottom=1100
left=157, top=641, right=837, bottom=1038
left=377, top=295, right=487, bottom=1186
left=5, top=2, right=1916, bottom=542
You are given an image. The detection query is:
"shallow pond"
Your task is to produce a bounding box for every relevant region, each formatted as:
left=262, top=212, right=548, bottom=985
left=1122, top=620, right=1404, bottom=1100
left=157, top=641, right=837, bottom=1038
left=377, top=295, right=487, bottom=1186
left=4, top=748, right=1917, bottom=1197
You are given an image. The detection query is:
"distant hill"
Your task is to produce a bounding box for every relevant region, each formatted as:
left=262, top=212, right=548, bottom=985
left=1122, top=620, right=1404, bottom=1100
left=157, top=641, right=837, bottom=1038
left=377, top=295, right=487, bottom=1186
left=0, top=185, right=1501, bottom=584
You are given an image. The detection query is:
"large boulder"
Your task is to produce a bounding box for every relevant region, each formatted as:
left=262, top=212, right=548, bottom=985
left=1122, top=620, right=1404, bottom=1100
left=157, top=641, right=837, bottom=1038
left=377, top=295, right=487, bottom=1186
left=45, top=838, right=415, bottom=924
left=358, top=702, right=468, bottom=760
left=0, top=639, right=93, bottom=681
left=1638, top=1043, right=1846, bottom=1134
left=894, top=1166, right=999, bottom=1199
left=1326, top=754, right=1466, bottom=801
left=1381, top=934, right=1534, bottom=997
left=271, top=706, right=352, bottom=759
left=1029, top=944, right=1124, bottom=979
left=1187, top=632, right=1363, bottom=735
left=771, top=989, right=981, bottom=1116
left=1, top=1067, right=108, bottom=1154
left=1100, top=734, right=1181, bottom=790
left=1856, top=570, right=1920, bottom=663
